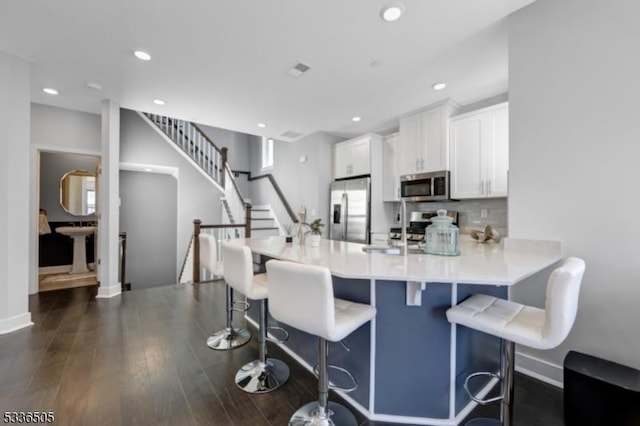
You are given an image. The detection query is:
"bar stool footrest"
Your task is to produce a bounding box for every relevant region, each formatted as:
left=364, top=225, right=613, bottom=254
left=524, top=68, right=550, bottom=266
left=232, top=300, right=250, bottom=312
left=313, top=364, right=358, bottom=393
left=464, top=371, right=503, bottom=405
left=266, top=326, right=289, bottom=343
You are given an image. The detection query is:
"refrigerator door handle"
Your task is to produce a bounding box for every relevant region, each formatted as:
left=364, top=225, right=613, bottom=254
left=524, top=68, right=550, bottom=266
left=342, top=192, right=348, bottom=241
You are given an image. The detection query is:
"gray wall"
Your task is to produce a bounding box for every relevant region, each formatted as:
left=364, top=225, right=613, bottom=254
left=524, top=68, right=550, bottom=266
left=248, top=132, right=344, bottom=232
left=119, top=109, right=224, bottom=272
left=120, top=170, right=177, bottom=289
left=198, top=124, right=252, bottom=197
left=31, top=103, right=101, bottom=152
left=39, top=152, right=99, bottom=222
left=508, top=0, right=640, bottom=382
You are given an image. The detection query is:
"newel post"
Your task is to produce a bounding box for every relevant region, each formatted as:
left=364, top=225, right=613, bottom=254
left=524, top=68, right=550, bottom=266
left=245, top=204, right=252, bottom=238
left=193, top=219, right=201, bottom=283
left=220, top=147, right=228, bottom=187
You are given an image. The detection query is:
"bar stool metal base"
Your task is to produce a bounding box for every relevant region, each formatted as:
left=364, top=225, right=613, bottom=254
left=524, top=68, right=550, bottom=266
left=235, top=358, right=290, bottom=394
left=206, top=327, right=250, bottom=350
left=289, top=401, right=357, bottom=426
left=466, top=419, right=500, bottom=426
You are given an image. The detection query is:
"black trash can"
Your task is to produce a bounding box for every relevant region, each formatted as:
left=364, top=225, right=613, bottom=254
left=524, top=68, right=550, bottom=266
left=564, top=351, right=640, bottom=426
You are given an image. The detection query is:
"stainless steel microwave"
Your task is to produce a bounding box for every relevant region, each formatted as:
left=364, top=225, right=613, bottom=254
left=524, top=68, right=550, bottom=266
left=400, top=170, right=450, bottom=202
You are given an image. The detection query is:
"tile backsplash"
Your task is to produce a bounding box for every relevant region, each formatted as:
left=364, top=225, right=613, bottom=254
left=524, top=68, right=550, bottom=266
left=410, top=198, right=508, bottom=236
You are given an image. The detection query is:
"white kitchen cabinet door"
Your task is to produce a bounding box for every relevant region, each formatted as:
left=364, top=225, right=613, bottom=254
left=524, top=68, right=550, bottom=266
left=333, top=142, right=351, bottom=179
left=399, top=101, right=458, bottom=176
left=349, top=136, right=371, bottom=177
left=332, top=135, right=372, bottom=180
left=450, top=103, right=509, bottom=199
left=382, top=133, right=400, bottom=201
left=398, top=113, right=421, bottom=176
left=451, top=115, right=484, bottom=198
left=485, top=105, right=509, bottom=197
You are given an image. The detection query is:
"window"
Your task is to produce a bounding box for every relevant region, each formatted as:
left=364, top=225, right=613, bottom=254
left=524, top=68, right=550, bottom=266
left=261, top=137, right=274, bottom=169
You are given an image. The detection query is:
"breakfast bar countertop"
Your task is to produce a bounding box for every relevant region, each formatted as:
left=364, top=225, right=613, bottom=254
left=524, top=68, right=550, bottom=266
left=228, top=236, right=562, bottom=285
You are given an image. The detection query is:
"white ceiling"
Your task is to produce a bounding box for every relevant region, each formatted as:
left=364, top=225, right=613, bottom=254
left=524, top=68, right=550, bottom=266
left=0, top=0, right=535, bottom=140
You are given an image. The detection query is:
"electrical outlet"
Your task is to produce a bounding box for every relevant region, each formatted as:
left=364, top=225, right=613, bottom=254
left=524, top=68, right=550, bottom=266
left=480, top=208, right=488, bottom=219
left=311, top=209, right=316, bottom=217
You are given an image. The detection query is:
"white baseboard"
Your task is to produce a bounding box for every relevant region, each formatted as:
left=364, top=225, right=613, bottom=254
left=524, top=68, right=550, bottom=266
left=516, top=350, right=564, bottom=388
left=0, top=312, right=33, bottom=335
left=96, top=283, right=122, bottom=299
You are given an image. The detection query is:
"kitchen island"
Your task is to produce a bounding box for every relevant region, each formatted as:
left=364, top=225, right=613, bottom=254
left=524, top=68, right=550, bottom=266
left=229, top=237, right=561, bottom=425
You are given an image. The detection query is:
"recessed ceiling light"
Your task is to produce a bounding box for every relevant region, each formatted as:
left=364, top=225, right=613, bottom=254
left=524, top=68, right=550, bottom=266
left=42, top=88, right=58, bottom=95
left=380, top=3, right=405, bottom=22
left=153, top=99, right=166, bottom=105
left=432, top=82, right=447, bottom=90
left=352, top=116, right=362, bottom=122
left=257, top=123, right=267, bottom=128
left=134, top=50, right=152, bottom=61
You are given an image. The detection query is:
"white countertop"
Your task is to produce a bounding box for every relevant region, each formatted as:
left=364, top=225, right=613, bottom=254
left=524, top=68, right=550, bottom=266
left=229, top=236, right=562, bottom=286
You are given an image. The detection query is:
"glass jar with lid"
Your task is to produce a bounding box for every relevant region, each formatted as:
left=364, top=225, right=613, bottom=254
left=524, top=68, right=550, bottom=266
left=425, top=209, right=460, bottom=256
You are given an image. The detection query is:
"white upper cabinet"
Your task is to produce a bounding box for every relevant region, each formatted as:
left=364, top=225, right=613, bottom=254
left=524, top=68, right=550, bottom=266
left=382, top=132, right=400, bottom=202
left=450, top=102, right=509, bottom=199
left=398, top=101, right=459, bottom=176
left=332, top=135, right=372, bottom=179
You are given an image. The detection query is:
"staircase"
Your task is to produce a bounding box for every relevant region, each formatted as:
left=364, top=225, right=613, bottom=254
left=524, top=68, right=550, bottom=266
left=250, top=205, right=280, bottom=237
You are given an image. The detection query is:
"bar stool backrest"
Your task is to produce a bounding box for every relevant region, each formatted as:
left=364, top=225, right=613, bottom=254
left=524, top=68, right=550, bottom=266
left=266, top=260, right=336, bottom=341
left=200, top=233, right=221, bottom=276
left=542, top=257, right=586, bottom=348
left=222, top=243, right=254, bottom=297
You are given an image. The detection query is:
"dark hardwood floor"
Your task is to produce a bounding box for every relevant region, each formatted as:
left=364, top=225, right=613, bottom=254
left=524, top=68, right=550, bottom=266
left=0, top=283, right=563, bottom=425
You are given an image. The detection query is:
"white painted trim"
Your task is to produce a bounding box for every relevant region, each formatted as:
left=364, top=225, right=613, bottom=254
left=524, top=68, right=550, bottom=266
left=119, top=162, right=179, bottom=179
left=96, top=283, right=121, bottom=299
left=31, top=145, right=102, bottom=295
left=452, top=377, right=500, bottom=425
left=0, top=312, right=33, bottom=335
left=449, top=283, right=458, bottom=419
left=136, top=111, right=224, bottom=194
left=369, top=279, right=377, bottom=414
left=33, top=144, right=102, bottom=157
left=515, top=351, right=564, bottom=389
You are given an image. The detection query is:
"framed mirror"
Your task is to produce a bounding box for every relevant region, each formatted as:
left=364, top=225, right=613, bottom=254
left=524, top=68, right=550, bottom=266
left=60, top=169, right=96, bottom=216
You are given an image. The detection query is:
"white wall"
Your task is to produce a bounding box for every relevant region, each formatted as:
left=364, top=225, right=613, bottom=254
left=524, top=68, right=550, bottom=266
left=119, top=109, right=223, bottom=273
left=509, top=0, right=640, bottom=383
left=0, top=52, right=32, bottom=333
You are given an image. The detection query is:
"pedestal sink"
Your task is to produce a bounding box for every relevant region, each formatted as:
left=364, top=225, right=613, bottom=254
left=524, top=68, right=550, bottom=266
left=56, top=226, right=96, bottom=274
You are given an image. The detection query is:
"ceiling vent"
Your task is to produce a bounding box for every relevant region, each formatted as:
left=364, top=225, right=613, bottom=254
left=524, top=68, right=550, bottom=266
left=287, top=62, right=311, bottom=78
left=280, top=130, right=304, bottom=139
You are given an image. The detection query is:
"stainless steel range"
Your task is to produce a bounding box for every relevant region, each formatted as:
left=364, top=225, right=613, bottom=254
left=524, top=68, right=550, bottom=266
left=389, top=211, right=458, bottom=246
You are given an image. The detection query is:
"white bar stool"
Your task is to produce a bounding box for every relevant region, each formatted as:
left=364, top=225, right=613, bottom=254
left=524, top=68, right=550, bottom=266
left=266, top=260, right=377, bottom=426
left=447, top=257, right=585, bottom=426
left=222, top=242, right=290, bottom=394
left=200, top=234, right=251, bottom=351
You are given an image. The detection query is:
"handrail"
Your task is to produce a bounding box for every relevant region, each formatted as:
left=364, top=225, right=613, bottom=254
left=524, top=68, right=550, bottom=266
left=193, top=211, right=252, bottom=282
left=191, top=122, right=223, bottom=155
left=225, top=163, right=249, bottom=207
left=248, top=173, right=298, bottom=223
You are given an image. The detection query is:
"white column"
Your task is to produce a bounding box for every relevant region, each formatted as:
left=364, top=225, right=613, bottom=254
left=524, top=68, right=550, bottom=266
left=0, top=52, right=33, bottom=333
left=97, top=100, right=121, bottom=298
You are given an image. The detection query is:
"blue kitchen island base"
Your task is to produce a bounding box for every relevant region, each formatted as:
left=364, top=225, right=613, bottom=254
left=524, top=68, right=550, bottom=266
left=247, top=260, right=506, bottom=425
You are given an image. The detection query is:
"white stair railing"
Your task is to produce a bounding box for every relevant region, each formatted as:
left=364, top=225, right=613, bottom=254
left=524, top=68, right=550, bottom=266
left=248, top=174, right=299, bottom=234
left=144, top=112, right=225, bottom=186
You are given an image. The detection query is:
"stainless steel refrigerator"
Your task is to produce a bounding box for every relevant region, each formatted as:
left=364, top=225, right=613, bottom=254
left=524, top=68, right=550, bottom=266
left=329, top=177, right=370, bottom=244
